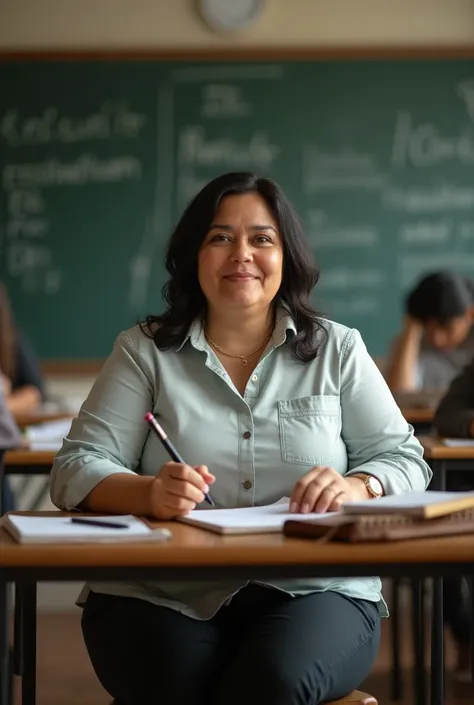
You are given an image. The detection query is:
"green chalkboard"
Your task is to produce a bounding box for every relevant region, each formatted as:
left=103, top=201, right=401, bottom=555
left=2, top=54, right=474, bottom=360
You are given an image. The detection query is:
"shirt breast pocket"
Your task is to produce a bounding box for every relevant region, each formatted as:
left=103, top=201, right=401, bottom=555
left=278, top=395, right=341, bottom=466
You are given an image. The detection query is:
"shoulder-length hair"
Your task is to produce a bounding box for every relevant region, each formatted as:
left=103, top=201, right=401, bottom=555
left=142, top=172, right=326, bottom=362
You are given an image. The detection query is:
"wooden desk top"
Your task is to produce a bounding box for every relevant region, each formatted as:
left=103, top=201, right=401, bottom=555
left=4, top=449, right=56, bottom=466
left=401, top=407, right=434, bottom=424
left=1, top=512, right=473, bottom=569
left=418, top=435, right=474, bottom=460
left=13, top=411, right=73, bottom=429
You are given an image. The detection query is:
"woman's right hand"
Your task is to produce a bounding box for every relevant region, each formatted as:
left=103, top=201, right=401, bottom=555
left=150, top=462, right=216, bottom=520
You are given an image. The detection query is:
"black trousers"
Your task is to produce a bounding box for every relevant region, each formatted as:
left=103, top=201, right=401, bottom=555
left=81, top=583, right=381, bottom=705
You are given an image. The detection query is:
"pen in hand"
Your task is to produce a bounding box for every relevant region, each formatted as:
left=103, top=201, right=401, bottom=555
left=144, top=412, right=215, bottom=507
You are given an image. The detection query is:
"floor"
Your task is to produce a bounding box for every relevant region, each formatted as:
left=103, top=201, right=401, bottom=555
left=10, top=611, right=473, bottom=705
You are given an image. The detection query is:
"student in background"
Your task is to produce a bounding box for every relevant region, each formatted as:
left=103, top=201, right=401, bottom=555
left=433, top=356, right=474, bottom=684
left=0, top=380, right=21, bottom=514
left=386, top=270, right=474, bottom=683
left=0, top=281, right=44, bottom=513
left=0, top=281, right=44, bottom=416
left=385, top=271, right=474, bottom=393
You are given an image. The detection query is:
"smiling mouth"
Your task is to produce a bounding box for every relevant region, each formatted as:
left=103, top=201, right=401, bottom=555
left=224, top=274, right=258, bottom=281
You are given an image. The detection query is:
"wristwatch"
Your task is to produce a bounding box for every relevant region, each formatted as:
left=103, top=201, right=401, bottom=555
left=350, top=473, right=384, bottom=499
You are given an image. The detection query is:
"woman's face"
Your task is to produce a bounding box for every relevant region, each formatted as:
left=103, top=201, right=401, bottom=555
left=198, top=193, right=283, bottom=316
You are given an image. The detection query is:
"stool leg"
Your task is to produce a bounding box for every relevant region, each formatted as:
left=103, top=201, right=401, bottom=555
left=390, top=578, right=403, bottom=700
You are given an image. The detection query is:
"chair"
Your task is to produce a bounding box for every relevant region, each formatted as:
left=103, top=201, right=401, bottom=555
left=112, top=692, right=377, bottom=705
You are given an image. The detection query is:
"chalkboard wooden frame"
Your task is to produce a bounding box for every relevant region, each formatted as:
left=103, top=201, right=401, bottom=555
left=3, top=45, right=474, bottom=375
left=1, top=46, right=474, bottom=62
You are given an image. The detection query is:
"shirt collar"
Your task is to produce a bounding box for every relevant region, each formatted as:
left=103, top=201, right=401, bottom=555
left=176, top=305, right=297, bottom=353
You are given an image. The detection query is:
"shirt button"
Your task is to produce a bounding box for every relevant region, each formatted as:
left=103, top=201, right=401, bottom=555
left=243, top=431, right=251, bottom=439
left=251, top=374, right=258, bottom=382
left=243, top=480, right=253, bottom=490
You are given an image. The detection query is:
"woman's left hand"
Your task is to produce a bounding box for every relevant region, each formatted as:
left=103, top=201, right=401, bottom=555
left=289, top=466, right=369, bottom=514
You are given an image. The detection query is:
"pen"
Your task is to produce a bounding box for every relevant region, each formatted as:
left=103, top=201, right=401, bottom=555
left=70, top=517, right=129, bottom=529
left=144, top=412, right=215, bottom=507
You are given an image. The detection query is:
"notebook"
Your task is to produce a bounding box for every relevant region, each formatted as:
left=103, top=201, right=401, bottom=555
left=177, top=498, right=341, bottom=535
left=443, top=438, right=474, bottom=447
left=4, top=514, right=172, bottom=544
left=177, top=491, right=474, bottom=535
left=342, top=490, right=474, bottom=519
left=284, top=508, right=474, bottom=543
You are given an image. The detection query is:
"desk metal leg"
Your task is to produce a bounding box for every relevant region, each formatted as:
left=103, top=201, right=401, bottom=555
left=13, top=585, right=23, bottom=676
left=21, top=584, right=36, bottom=705
left=0, top=579, right=9, bottom=705
left=412, top=578, right=426, bottom=705
left=470, top=575, right=474, bottom=685
left=430, top=460, right=446, bottom=492
left=390, top=578, right=403, bottom=700
left=430, top=577, right=444, bottom=705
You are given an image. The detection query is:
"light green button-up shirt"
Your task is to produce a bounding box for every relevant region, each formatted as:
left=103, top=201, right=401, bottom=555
left=50, top=310, right=431, bottom=619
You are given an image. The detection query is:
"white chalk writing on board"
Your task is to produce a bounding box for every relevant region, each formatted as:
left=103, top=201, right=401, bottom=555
left=458, top=221, right=474, bottom=240
left=306, top=210, right=378, bottom=247
left=392, top=111, right=474, bottom=168
left=303, top=146, right=386, bottom=192
left=0, top=105, right=147, bottom=146
left=2, top=155, right=142, bottom=189
left=456, top=79, right=474, bottom=121
left=318, top=268, right=383, bottom=290
left=383, top=185, right=474, bottom=212
left=399, top=254, right=474, bottom=288
left=201, top=85, right=252, bottom=118
left=324, top=297, right=380, bottom=316
left=178, top=126, right=280, bottom=169
left=399, top=221, right=452, bottom=245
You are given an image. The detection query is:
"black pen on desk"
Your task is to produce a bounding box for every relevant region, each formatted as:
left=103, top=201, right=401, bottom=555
left=144, top=412, right=215, bottom=507
left=70, top=517, right=129, bottom=529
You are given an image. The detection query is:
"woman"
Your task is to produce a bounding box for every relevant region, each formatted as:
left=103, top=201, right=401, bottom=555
left=50, top=172, right=431, bottom=705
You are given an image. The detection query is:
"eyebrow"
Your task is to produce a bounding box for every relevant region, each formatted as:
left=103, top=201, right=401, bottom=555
left=208, top=224, right=278, bottom=233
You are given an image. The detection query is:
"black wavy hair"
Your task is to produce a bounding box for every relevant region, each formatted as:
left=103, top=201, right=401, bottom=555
left=141, top=172, right=326, bottom=362
left=406, top=271, right=474, bottom=324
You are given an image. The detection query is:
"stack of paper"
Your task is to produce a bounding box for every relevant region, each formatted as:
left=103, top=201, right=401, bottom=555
left=24, top=418, right=73, bottom=451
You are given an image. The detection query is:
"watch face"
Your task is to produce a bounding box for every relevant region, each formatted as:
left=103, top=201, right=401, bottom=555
left=368, top=476, right=383, bottom=497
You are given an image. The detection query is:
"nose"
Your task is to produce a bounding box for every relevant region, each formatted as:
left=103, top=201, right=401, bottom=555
left=231, top=239, right=253, bottom=263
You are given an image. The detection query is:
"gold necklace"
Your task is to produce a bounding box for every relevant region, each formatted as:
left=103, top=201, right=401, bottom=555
left=205, top=331, right=272, bottom=367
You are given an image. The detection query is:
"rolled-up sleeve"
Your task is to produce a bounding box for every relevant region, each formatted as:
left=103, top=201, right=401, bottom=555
left=50, top=330, right=155, bottom=510
left=434, top=359, right=474, bottom=438
left=341, top=329, right=432, bottom=494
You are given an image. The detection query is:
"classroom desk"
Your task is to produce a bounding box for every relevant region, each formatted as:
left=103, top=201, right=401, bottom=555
left=1, top=513, right=473, bottom=705
left=400, top=407, right=435, bottom=436
left=13, top=412, right=72, bottom=430
left=0, top=451, right=56, bottom=516
left=419, top=436, right=474, bottom=490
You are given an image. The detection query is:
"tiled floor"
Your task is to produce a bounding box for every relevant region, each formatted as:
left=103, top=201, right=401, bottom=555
left=10, top=612, right=473, bottom=705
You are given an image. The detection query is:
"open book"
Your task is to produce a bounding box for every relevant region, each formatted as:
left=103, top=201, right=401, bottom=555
left=177, top=491, right=474, bottom=535
left=4, top=514, right=172, bottom=544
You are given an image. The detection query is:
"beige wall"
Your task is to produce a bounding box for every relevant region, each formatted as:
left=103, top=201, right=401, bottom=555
left=2, top=0, right=474, bottom=50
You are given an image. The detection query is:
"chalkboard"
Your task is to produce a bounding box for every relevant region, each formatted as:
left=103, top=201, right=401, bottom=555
left=2, top=53, right=474, bottom=361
